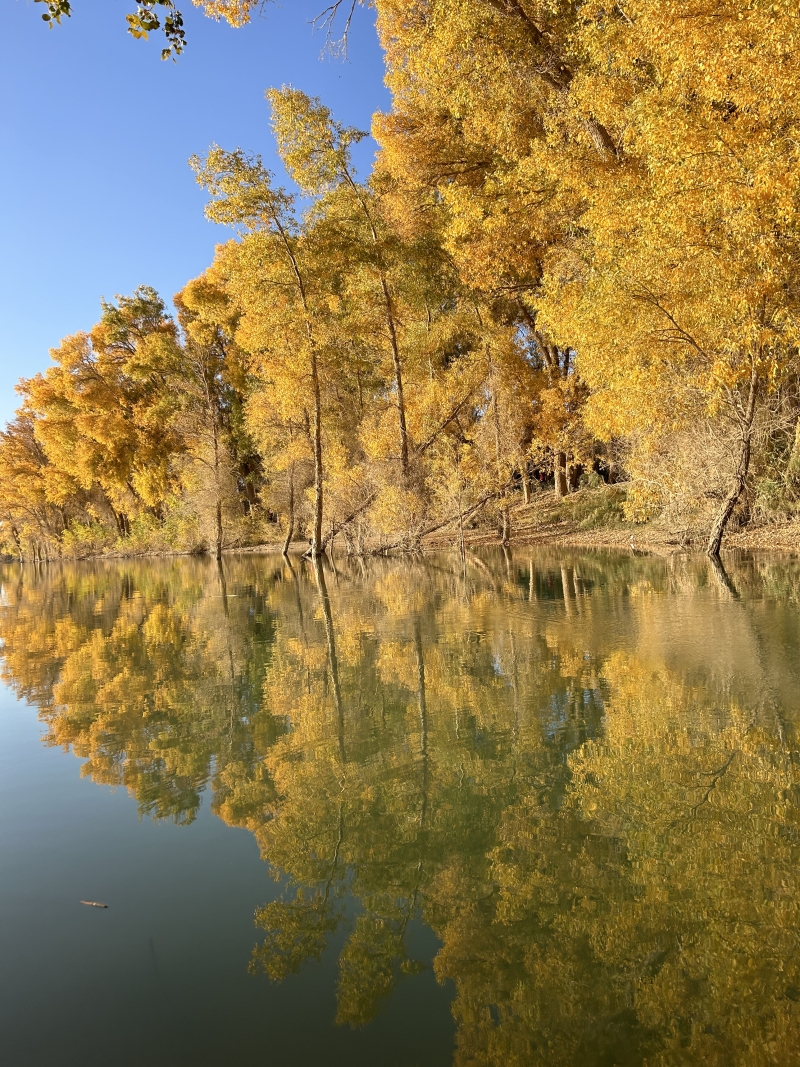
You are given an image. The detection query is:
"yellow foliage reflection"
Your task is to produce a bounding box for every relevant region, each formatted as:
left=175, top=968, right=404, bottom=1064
left=2, top=550, right=800, bottom=1065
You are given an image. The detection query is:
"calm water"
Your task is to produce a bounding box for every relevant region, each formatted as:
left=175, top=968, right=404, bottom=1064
left=2, top=549, right=800, bottom=1067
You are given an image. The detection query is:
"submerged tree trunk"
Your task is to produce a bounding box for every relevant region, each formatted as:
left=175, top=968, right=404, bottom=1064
left=707, top=368, right=758, bottom=558
left=554, top=452, right=568, bottom=498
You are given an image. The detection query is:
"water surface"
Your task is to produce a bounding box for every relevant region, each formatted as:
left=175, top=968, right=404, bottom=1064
left=2, top=549, right=800, bottom=1066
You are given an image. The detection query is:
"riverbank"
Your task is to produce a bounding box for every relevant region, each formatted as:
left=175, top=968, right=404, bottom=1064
left=420, top=487, right=800, bottom=556
left=5, top=486, right=800, bottom=564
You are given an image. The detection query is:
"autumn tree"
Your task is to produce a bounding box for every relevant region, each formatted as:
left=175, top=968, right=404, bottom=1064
left=534, top=0, right=800, bottom=555
left=268, top=86, right=415, bottom=478
left=17, top=287, right=183, bottom=541
left=371, top=0, right=800, bottom=551
left=192, top=147, right=348, bottom=556
left=173, top=272, right=259, bottom=558
left=0, top=412, right=75, bottom=559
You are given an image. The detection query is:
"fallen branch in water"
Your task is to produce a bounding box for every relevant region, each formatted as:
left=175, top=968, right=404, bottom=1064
left=80, top=900, right=108, bottom=908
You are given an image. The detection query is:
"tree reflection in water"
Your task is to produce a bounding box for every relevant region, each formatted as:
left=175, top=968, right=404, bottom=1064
left=3, top=549, right=800, bottom=1066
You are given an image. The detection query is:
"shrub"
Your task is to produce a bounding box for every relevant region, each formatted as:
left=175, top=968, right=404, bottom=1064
left=556, top=485, right=628, bottom=529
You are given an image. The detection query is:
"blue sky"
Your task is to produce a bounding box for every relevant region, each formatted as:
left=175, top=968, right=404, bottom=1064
left=0, top=0, right=389, bottom=426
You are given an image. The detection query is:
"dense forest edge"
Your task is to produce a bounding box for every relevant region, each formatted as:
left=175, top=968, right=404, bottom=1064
left=4, top=1, right=800, bottom=563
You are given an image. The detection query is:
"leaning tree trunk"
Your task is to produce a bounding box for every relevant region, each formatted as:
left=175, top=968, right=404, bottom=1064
left=707, top=369, right=758, bottom=558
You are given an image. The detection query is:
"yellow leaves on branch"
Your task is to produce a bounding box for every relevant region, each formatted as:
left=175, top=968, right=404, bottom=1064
left=192, top=0, right=254, bottom=27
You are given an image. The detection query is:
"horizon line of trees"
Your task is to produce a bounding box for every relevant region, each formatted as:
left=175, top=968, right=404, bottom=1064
left=6, top=1, right=800, bottom=561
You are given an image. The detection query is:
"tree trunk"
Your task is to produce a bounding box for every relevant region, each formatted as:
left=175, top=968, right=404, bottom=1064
left=311, top=349, right=324, bottom=557
left=522, top=461, right=532, bottom=504
left=273, top=220, right=323, bottom=557
left=707, top=369, right=758, bottom=558
left=241, top=466, right=259, bottom=512
left=554, top=452, right=568, bottom=498
left=282, top=465, right=295, bottom=557
left=381, top=275, right=410, bottom=477
left=501, top=506, right=511, bottom=547
left=342, top=171, right=409, bottom=478
left=457, top=472, right=467, bottom=572
left=10, top=525, right=22, bottom=561
left=215, top=499, right=223, bottom=561
left=213, top=424, right=223, bottom=561
left=785, top=415, right=800, bottom=492
left=491, top=376, right=509, bottom=545
left=568, top=462, right=582, bottom=492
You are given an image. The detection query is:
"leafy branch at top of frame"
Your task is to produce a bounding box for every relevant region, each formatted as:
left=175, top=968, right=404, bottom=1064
left=35, top=0, right=187, bottom=60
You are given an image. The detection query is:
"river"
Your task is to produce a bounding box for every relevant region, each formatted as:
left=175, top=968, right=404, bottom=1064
left=2, top=549, right=799, bottom=1066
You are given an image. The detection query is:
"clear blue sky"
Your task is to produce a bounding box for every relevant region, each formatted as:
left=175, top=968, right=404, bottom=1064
left=0, top=0, right=389, bottom=427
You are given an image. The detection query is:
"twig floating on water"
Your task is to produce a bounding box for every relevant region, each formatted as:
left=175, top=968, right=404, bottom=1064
left=80, top=901, right=108, bottom=908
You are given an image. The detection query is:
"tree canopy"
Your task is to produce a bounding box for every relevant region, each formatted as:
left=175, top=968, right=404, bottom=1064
left=7, top=1, right=800, bottom=557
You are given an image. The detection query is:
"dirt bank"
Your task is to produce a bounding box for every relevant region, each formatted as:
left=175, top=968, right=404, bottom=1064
left=421, top=491, right=800, bottom=556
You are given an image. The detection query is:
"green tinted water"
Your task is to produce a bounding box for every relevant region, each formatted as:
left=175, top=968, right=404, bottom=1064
left=2, top=549, right=800, bottom=1066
